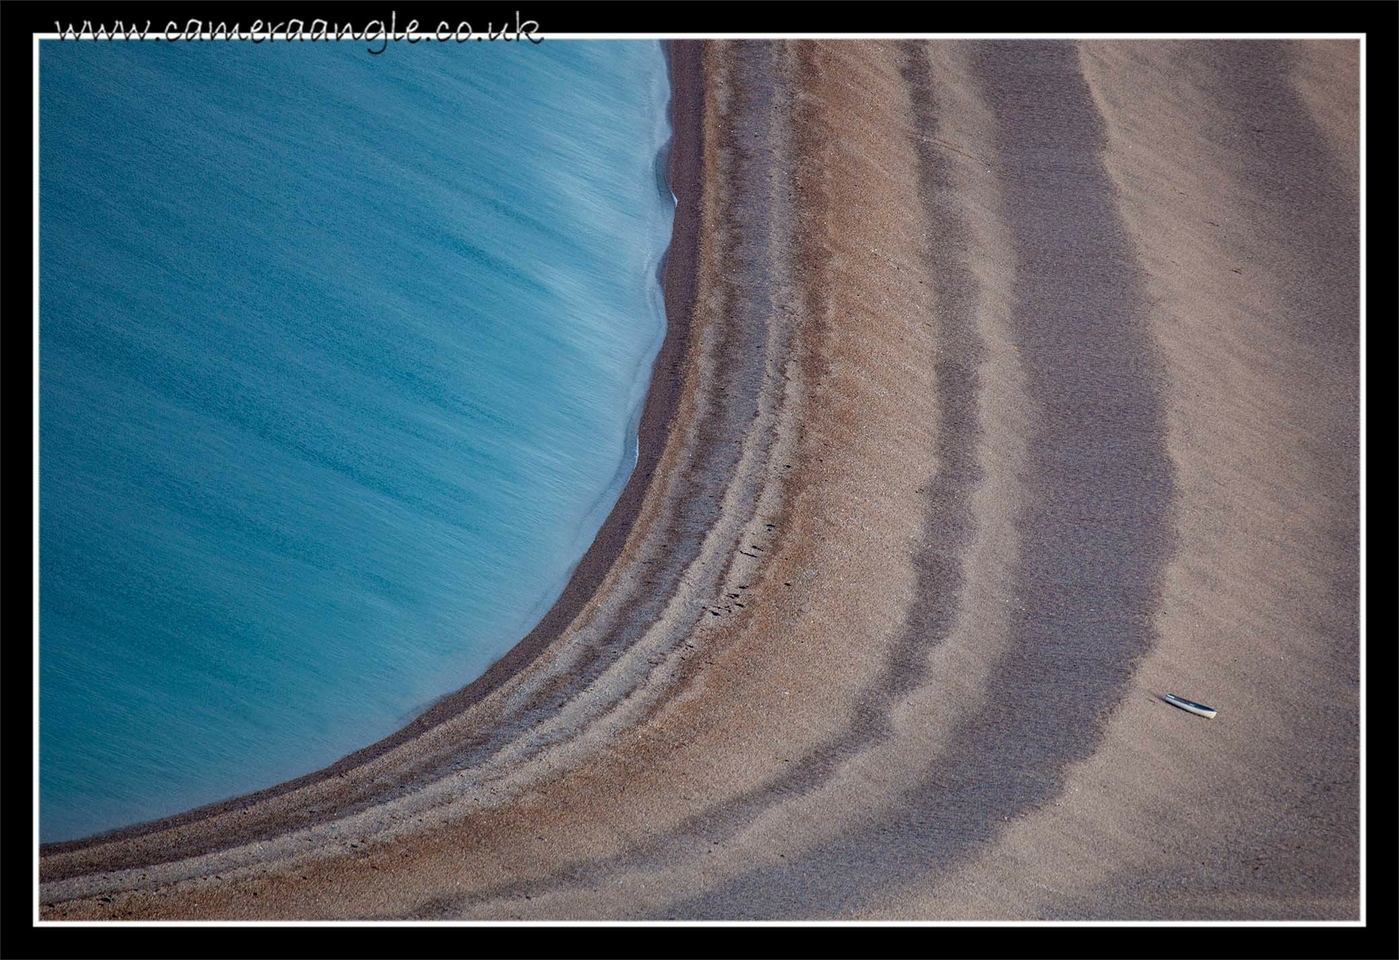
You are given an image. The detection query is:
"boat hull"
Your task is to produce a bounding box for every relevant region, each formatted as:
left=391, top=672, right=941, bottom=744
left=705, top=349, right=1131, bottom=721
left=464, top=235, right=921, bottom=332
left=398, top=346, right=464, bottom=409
left=1163, top=693, right=1217, bottom=718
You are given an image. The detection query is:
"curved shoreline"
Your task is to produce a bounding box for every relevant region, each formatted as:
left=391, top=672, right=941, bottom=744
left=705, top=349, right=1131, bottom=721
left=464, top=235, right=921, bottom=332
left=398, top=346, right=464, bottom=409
left=39, top=41, right=706, bottom=870
left=41, top=39, right=1359, bottom=921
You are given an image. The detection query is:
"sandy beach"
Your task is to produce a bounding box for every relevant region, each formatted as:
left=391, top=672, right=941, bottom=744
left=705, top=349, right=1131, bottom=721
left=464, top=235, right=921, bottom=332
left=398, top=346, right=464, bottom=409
left=39, top=39, right=1360, bottom=921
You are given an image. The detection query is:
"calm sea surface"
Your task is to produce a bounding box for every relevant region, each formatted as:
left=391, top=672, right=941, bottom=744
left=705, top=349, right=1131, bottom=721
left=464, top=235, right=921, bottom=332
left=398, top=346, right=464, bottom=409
left=40, top=39, right=672, bottom=843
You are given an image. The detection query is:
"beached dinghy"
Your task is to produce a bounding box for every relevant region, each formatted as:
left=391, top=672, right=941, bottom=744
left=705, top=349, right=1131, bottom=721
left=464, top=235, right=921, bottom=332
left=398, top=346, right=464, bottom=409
left=1163, top=693, right=1217, bottom=718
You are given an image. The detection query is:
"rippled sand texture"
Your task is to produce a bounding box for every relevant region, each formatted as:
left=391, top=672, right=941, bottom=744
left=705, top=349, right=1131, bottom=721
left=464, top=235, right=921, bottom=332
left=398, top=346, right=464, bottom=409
left=40, top=39, right=1359, bottom=920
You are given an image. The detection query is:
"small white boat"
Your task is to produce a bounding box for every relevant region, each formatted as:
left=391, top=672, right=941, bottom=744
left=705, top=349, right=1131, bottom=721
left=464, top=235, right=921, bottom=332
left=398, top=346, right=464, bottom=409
left=1164, top=693, right=1217, bottom=719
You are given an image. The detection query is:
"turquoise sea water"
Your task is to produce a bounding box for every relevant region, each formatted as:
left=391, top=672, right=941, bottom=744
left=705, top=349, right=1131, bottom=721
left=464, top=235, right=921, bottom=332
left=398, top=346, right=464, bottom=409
left=39, top=40, right=672, bottom=843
